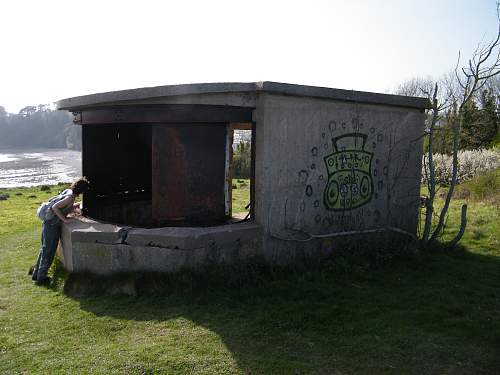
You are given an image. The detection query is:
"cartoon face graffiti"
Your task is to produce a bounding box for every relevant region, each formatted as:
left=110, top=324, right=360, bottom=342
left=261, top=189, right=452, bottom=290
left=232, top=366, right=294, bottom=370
left=323, top=133, right=374, bottom=211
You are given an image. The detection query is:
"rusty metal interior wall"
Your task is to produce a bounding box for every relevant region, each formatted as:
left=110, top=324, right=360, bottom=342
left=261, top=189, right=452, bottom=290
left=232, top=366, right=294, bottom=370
left=82, top=124, right=152, bottom=226
left=152, top=124, right=227, bottom=226
left=79, top=105, right=253, bottom=227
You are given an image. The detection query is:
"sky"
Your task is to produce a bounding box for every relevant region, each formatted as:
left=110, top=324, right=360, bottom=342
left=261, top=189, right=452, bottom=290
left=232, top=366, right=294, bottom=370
left=0, top=0, right=498, bottom=113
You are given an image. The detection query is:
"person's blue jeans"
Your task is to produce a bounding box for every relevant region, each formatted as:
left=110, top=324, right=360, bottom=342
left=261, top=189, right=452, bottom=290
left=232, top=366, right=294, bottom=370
left=32, top=220, right=61, bottom=282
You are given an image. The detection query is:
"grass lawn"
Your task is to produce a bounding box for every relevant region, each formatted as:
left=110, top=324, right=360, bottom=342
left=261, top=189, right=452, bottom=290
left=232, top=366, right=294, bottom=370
left=0, top=177, right=499, bottom=374
left=231, top=179, right=250, bottom=214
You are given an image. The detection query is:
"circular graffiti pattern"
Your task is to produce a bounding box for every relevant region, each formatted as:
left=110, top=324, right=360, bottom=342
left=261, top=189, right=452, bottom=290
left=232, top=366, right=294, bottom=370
left=306, top=185, right=313, bottom=197
left=360, top=175, right=370, bottom=198
left=324, top=179, right=339, bottom=207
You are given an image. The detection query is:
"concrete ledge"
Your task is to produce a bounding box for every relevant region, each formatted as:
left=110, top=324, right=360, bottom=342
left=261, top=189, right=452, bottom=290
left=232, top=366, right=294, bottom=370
left=126, top=222, right=262, bottom=250
left=59, top=217, right=263, bottom=275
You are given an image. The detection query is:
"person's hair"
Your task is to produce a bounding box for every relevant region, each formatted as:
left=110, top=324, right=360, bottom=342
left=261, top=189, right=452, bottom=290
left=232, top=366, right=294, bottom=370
left=71, top=177, right=90, bottom=196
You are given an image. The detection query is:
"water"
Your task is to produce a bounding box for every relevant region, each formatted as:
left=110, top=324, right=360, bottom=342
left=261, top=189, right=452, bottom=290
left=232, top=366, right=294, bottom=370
left=0, top=148, right=82, bottom=188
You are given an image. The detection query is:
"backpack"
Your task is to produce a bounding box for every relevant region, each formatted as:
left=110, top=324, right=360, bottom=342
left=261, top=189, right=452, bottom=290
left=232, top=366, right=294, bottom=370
left=36, top=189, right=73, bottom=222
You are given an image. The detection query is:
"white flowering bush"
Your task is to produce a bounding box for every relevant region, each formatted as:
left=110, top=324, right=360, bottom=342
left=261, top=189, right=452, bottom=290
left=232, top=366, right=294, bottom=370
left=422, top=148, right=500, bottom=185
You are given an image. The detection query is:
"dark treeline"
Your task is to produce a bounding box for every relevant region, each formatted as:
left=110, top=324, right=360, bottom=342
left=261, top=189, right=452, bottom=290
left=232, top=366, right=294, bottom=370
left=396, top=76, right=500, bottom=153
left=0, top=105, right=81, bottom=150
left=434, top=89, right=499, bottom=153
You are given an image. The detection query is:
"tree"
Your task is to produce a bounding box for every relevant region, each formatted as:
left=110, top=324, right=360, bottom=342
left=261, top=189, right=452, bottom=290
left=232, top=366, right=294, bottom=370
left=400, top=3, right=500, bottom=248
left=232, top=141, right=251, bottom=179
left=18, top=106, right=37, bottom=117
left=459, top=99, right=482, bottom=149
left=478, top=89, right=499, bottom=147
left=423, top=3, right=500, bottom=247
left=0, top=105, right=76, bottom=149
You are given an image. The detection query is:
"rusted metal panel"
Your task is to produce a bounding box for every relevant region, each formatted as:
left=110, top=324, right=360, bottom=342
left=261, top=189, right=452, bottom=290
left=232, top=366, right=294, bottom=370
left=152, top=126, right=187, bottom=222
left=82, top=124, right=152, bottom=225
left=80, top=105, right=253, bottom=125
left=82, top=125, right=120, bottom=219
left=152, top=123, right=227, bottom=226
left=118, top=125, right=152, bottom=192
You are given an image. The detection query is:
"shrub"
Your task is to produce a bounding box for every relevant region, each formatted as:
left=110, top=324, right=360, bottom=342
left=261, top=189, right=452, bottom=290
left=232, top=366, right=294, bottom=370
left=464, top=168, right=500, bottom=202
left=423, top=148, right=500, bottom=185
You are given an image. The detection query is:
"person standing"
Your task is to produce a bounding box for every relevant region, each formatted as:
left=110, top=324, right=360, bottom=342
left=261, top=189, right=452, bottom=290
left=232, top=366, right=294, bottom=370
left=32, top=177, right=89, bottom=285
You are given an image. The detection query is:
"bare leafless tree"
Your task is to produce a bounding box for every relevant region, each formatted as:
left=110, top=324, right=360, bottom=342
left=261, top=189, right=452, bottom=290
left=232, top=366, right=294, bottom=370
left=423, top=3, right=500, bottom=247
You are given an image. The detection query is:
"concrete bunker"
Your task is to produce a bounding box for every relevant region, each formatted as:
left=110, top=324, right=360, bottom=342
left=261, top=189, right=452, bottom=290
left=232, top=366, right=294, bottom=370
left=56, top=82, right=429, bottom=275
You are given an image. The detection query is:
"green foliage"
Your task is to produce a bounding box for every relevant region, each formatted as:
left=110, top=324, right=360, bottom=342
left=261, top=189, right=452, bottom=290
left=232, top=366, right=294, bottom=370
left=1, top=185, right=500, bottom=373
left=492, top=130, right=500, bottom=147
left=462, top=168, right=500, bottom=203
left=0, top=105, right=81, bottom=150
left=460, top=90, right=499, bottom=150
left=432, top=110, right=456, bottom=154
left=425, top=89, right=499, bottom=154
left=420, top=168, right=500, bottom=254
left=232, top=141, right=251, bottom=178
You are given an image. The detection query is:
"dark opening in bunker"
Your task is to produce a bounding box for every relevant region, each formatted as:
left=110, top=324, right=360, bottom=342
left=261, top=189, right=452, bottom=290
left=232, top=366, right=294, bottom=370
left=76, top=104, right=254, bottom=227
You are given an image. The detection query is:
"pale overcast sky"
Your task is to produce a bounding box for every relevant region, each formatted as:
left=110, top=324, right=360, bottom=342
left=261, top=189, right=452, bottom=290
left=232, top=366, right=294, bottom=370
left=0, top=0, right=498, bottom=113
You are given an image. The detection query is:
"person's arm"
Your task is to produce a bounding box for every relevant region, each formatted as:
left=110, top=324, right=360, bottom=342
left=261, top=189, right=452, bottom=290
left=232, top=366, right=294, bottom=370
left=72, top=201, right=82, bottom=216
left=51, top=196, right=75, bottom=223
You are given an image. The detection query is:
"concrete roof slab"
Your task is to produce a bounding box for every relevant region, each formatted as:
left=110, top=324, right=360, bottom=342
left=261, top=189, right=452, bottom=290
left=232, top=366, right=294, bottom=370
left=57, top=81, right=430, bottom=111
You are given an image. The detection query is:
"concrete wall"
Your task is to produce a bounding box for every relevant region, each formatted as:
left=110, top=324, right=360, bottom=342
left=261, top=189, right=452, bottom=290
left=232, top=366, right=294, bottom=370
left=59, top=217, right=262, bottom=275
left=253, top=93, right=425, bottom=261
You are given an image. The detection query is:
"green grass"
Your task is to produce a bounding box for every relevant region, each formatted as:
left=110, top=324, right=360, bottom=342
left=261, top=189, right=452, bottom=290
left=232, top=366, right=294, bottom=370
left=424, top=168, right=500, bottom=255
left=1, top=178, right=499, bottom=374
left=231, top=178, right=250, bottom=214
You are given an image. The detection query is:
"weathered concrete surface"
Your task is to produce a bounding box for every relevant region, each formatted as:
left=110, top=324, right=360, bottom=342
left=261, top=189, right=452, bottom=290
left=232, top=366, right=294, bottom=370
left=59, top=217, right=128, bottom=272
left=71, top=92, right=258, bottom=109
left=126, top=222, right=262, bottom=249
left=60, top=218, right=262, bottom=274
left=253, top=93, right=425, bottom=261
left=57, top=82, right=429, bottom=111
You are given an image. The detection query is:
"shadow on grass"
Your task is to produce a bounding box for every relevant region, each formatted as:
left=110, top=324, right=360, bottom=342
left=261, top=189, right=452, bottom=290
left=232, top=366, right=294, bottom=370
left=63, top=247, right=500, bottom=374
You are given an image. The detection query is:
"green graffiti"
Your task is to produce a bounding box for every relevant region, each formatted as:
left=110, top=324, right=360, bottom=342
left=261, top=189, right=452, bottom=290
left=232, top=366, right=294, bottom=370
left=323, top=133, right=374, bottom=211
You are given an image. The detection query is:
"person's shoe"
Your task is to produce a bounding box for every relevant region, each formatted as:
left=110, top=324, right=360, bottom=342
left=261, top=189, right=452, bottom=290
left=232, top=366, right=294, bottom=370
left=35, top=276, right=51, bottom=286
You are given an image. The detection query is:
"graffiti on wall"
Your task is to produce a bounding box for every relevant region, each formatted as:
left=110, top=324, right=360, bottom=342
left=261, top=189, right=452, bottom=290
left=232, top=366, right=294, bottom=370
left=323, top=133, right=373, bottom=211
left=297, top=118, right=389, bottom=231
